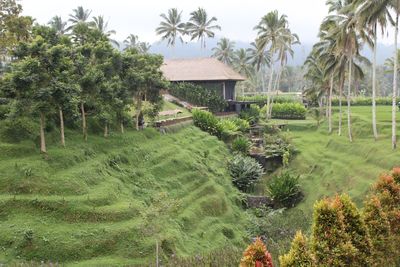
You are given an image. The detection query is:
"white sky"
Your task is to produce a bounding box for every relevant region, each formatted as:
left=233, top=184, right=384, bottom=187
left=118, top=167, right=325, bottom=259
left=21, top=0, right=331, bottom=44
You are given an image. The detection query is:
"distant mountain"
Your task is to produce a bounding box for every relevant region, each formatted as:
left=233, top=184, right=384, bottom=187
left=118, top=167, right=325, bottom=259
left=146, top=38, right=396, bottom=66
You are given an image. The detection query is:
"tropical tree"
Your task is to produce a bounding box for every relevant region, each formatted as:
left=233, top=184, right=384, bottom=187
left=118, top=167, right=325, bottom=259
left=48, top=16, right=67, bottom=35
left=356, top=0, right=391, bottom=140
left=92, top=15, right=119, bottom=47
left=212, top=37, right=235, bottom=65
left=186, top=7, right=221, bottom=49
left=69, top=6, right=91, bottom=25
left=254, top=10, right=288, bottom=118
left=247, top=41, right=271, bottom=98
left=155, top=8, right=186, bottom=56
left=124, top=34, right=139, bottom=49
left=233, top=48, right=253, bottom=77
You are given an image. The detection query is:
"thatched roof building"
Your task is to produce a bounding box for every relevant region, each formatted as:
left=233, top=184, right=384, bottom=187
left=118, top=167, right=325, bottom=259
left=161, top=58, right=245, bottom=101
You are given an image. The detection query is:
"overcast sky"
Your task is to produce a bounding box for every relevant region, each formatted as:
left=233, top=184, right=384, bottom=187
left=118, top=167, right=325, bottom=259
left=21, top=0, right=332, bottom=45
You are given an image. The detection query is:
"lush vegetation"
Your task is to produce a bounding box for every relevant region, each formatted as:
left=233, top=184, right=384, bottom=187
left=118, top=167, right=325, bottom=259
left=236, top=94, right=301, bottom=104
left=168, top=82, right=227, bottom=112
left=229, top=154, right=263, bottom=192
left=271, top=102, right=307, bottom=120
left=331, top=96, right=400, bottom=106
left=267, top=172, right=302, bottom=208
left=0, top=126, right=249, bottom=265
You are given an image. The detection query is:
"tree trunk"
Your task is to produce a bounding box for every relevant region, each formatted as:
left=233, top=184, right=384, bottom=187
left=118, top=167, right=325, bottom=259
left=267, top=63, right=274, bottom=119
left=372, top=23, right=378, bottom=140
left=120, top=121, right=124, bottom=134
left=338, top=77, right=343, bottom=136
left=329, top=75, right=333, bottom=134
left=347, top=57, right=353, bottom=142
left=40, top=112, right=47, bottom=154
left=81, top=102, right=87, bottom=141
left=104, top=123, right=108, bottom=138
left=392, top=14, right=399, bottom=149
left=59, top=106, right=65, bottom=147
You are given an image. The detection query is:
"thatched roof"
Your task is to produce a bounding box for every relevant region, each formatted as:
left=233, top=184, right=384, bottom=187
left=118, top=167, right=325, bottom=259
left=161, top=58, right=245, bottom=82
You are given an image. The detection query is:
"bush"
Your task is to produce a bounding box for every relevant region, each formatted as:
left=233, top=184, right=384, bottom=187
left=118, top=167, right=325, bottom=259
left=230, top=117, right=250, bottom=133
left=169, top=82, right=227, bottom=112
left=0, top=117, right=39, bottom=143
left=279, top=231, right=315, bottom=267
left=192, top=109, right=222, bottom=138
left=229, top=154, right=263, bottom=192
left=236, top=94, right=300, bottom=104
left=271, top=103, right=306, bottom=120
left=239, top=105, right=260, bottom=125
left=218, top=119, right=240, bottom=141
left=331, top=97, right=400, bottom=106
left=264, top=135, right=296, bottom=162
left=267, top=172, right=302, bottom=208
left=232, top=136, right=251, bottom=155
left=240, top=237, right=274, bottom=267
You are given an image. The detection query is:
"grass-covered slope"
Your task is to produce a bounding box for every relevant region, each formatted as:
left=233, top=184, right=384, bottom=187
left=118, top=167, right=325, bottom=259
left=0, top=126, right=247, bottom=266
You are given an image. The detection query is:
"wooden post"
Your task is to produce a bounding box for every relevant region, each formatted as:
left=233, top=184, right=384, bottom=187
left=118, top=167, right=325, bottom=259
left=222, top=82, right=226, bottom=100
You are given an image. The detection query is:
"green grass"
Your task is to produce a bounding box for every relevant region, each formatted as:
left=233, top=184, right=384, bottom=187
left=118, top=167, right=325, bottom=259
left=256, top=105, right=400, bottom=259
left=157, top=100, right=192, bottom=120
left=0, top=126, right=247, bottom=266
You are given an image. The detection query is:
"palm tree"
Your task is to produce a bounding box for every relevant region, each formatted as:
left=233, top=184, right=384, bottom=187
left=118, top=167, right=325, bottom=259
left=69, top=6, right=92, bottom=25
left=247, top=42, right=271, bottom=96
left=48, top=16, right=67, bottom=35
left=186, top=7, right=221, bottom=50
left=391, top=1, right=400, bottom=149
left=212, top=38, right=235, bottom=65
left=92, top=15, right=119, bottom=47
left=137, top=42, right=151, bottom=54
left=233, top=48, right=253, bottom=77
left=254, top=10, right=288, bottom=118
left=124, top=34, right=140, bottom=49
left=155, top=8, right=186, bottom=56
left=356, top=0, right=391, bottom=140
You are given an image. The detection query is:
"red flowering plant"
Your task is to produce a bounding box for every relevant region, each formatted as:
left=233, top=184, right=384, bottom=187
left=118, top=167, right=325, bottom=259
left=240, top=237, right=274, bottom=267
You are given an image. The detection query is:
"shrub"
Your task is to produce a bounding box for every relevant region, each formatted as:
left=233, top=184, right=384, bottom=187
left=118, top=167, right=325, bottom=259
left=271, top=103, right=306, bottom=120
left=169, top=82, right=227, bottom=112
left=218, top=119, right=240, bottom=141
left=240, top=237, right=274, bottom=267
left=239, top=105, right=260, bottom=125
left=192, top=109, right=222, bottom=138
left=264, top=135, right=296, bottom=161
left=0, top=117, right=39, bottom=143
left=232, top=136, right=251, bottom=155
left=236, top=94, right=300, bottom=104
left=267, top=172, right=302, bottom=208
left=331, top=97, right=400, bottom=106
left=230, top=117, right=250, bottom=133
left=279, top=231, right=315, bottom=267
left=229, top=154, right=263, bottom=192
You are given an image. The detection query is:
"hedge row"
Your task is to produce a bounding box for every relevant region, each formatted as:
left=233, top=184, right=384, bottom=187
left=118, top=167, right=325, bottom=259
left=271, top=103, right=306, bottom=120
left=236, top=95, right=300, bottom=104
left=169, top=82, right=227, bottom=112
left=331, top=97, right=400, bottom=106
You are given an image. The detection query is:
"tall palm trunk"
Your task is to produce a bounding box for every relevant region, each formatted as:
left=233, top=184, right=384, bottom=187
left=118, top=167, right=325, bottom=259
left=347, top=57, right=353, bottom=142
left=81, top=102, right=87, bottom=141
left=267, top=63, right=274, bottom=119
left=40, top=112, right=47, bottom=154
left=120, top=121, right=124, bottom=133
left=329, top=75, right=333, bottom=133
left=59, top=106, right=65, bottom=147
left=392, top=14, right=399, bottom=149
left=338, top=77, right=343, bottom=136
left=372, top=23, right=378, bottom=140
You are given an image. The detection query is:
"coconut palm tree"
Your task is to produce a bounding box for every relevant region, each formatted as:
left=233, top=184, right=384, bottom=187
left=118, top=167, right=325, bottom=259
left=48, top=16, right=67, bottom=35
left=254, top=10, right=288, bottom=118
left=124, top=34, right=140, bottom=50
left=233, top=48, right=253, bottom=77
left=155, top=8, right=186, bottom=56
left=211, top=38, right=235, bottom=65
left=186, top=7, right=221, bottom=50
left=356, top=0, right=391, bottom=140
left=92, top=15, right=119, bottom=47
left=69, top=6, right=91, bottom=25
left=247, top=42, right=271, bottom=96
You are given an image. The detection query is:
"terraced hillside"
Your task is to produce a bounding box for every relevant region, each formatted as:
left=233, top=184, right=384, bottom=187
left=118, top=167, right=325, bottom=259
left=0, top=126, right=248, bottom=266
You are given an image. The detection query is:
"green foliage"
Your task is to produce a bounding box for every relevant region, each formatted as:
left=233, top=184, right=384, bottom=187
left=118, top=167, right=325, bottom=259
left=232, top=136, right=251, bottom=155
left=192, top=109, right=222, bottom=137
left=236, top=94, right=300, bottom=104
left=279, top=231, right=315, bottom=267
left=230, top=117, right=250, bottom=132
left=267, top=172, right=302, bottom=208
left=271, top=103, right=306, bottom=120
left=331, top=97, right=400, bottom=106
left=264, top=134, right=296, bottom=161
left=0, top=117, right=39, bottom=143
left=169, top=82, right=227, bottom=112
left=218, top=119, right=240, bottom=141
left=228, top=154, right=263, bottom=192
left=239, top=104, right=260, bottom=125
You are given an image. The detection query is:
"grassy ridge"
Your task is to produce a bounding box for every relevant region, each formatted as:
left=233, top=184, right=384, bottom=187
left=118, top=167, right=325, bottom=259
left=257, top=106, right=400, bottom=259
left=0, top=126, right=248, bottom=265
